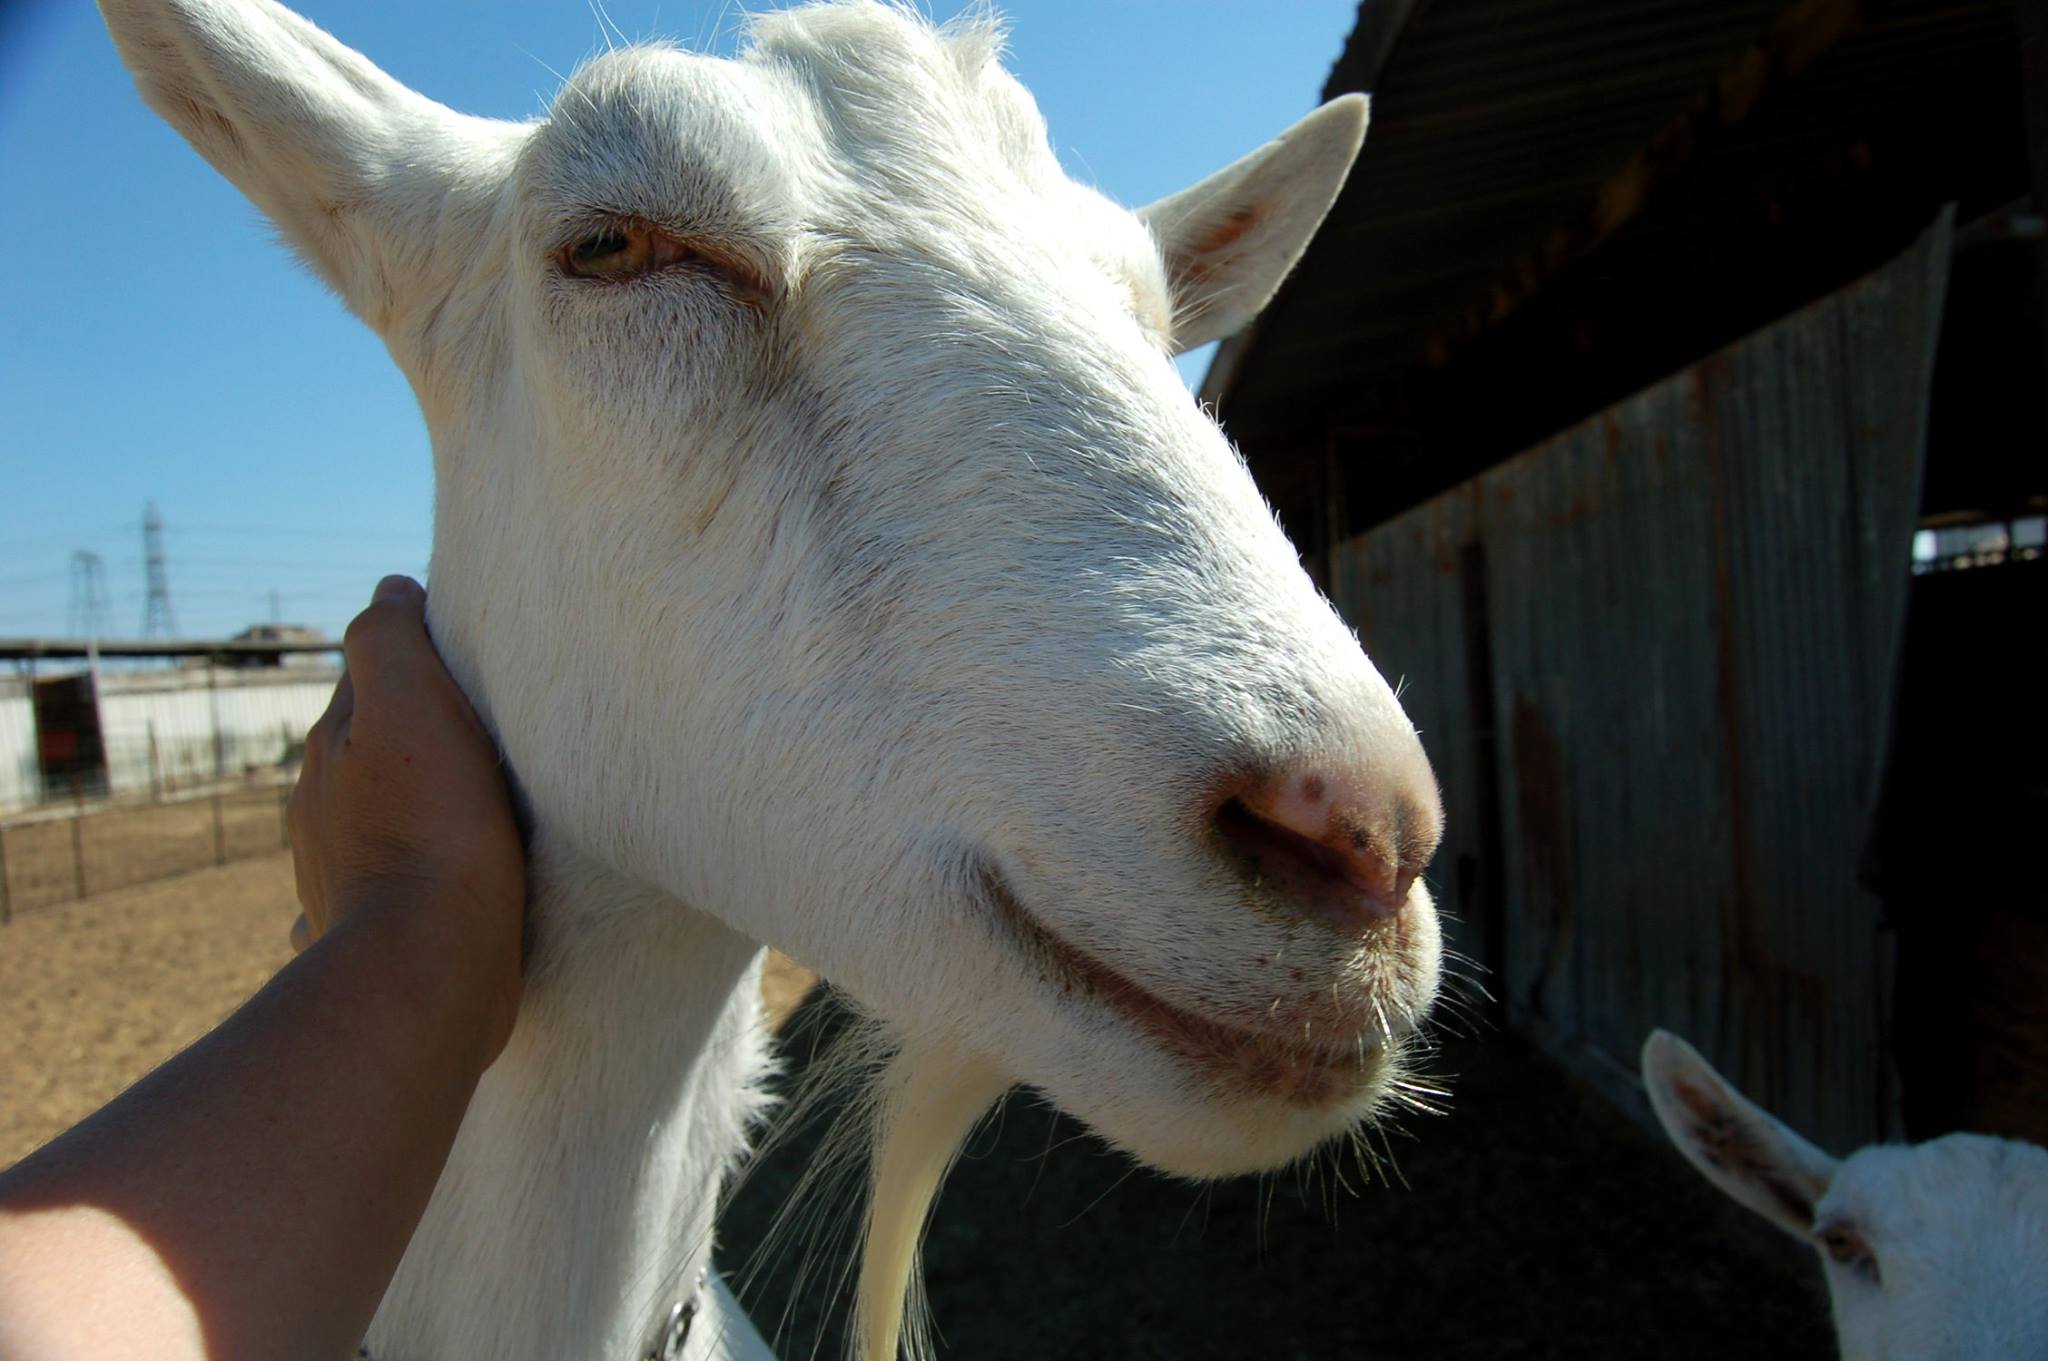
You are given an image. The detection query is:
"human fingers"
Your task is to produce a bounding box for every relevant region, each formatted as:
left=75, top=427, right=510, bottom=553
left=288, top=574, right=526, bottom=1059
left=337, top=577, right=497, bottom=760
left=338, top=576, right=433, bottom=711
left=288, top=665, right=357, bottom=940
left=308, top=575, right=521, bottom=928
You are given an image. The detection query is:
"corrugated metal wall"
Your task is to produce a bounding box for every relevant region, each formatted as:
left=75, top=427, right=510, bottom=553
left=1332, top=215, right=1951, bottom=1152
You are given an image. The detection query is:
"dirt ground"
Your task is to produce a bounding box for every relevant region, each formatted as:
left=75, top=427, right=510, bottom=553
left=1, top=854, right=1833, bottom=1358
left=0, top=851, right=818, bottom=1168
left=0, top=852, right=297, bottom=1165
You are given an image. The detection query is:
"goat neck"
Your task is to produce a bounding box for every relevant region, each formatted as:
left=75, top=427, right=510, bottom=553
left=366, top=850, right=773, bottom=1361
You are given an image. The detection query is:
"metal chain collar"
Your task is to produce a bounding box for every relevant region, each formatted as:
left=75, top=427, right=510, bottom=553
left=354, top=1270, right=707, bottom=1361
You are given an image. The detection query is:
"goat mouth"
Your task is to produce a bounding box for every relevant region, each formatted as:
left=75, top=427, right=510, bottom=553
left=975, top=865, right=1386, bottom=1109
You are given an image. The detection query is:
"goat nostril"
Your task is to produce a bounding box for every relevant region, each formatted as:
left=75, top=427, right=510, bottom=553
left=1213, top=784, right=1416, bottom=930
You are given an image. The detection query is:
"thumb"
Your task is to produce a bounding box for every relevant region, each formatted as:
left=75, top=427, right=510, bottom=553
left=339, top=575, right=431, bottom=703
left=371, top=574, right=423, bottom=608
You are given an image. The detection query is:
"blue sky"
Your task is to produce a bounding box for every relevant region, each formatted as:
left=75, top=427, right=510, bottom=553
left=0, top=0, right=1359, bottom=643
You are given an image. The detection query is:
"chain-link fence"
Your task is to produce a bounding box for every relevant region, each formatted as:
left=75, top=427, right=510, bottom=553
left=0, top=774, right=301, bottom=921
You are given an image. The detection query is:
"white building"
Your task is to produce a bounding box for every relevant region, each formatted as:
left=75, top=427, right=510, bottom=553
left=0, top=660, right=342, bottom=811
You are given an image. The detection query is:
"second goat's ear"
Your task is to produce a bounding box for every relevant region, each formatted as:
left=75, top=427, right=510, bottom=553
left=99, top=0, right=523, bottom=333
left=1139, top=94, right=1367, bottom=354
left=1641, top=1029, right=1842, bottom=1239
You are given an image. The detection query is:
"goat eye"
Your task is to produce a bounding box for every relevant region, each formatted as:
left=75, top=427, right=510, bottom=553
left=568, top=230, right=635, bottom=271
left=1816, top=1223, right=1879, bottom=1281
left=557, top=221, right=695, bottom=281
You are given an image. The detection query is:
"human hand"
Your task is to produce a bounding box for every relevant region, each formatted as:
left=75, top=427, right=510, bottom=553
left=288, top=575, right=526, bottom=1061
left=0, top=578, right=530, bottom=1361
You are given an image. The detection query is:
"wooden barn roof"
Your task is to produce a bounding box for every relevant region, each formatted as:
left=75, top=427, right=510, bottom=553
left=1210, top=0, right=2031, bottom=532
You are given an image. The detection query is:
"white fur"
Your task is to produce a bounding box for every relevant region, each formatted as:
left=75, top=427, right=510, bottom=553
left=96, top=3, right=1441, bottom=1356
left=1643, top=1029, right=2048, bottom=1361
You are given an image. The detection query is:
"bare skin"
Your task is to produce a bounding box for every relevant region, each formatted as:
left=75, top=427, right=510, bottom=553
left=0, top=575, right=526, bottom=1361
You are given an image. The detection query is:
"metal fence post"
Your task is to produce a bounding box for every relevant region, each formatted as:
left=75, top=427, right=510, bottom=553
left=25, top=655, right=41, bottom=806
left=148, top=719, right=163, bottom=801
left=212, top=792, right=226, bottom=867
left=71, top=784, right=87, bottom=901
left=208, top=657, right=224, bottom=782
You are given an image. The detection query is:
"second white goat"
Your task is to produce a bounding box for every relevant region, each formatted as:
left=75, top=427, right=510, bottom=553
left=1642, top=1029, right=2048, bottom=1361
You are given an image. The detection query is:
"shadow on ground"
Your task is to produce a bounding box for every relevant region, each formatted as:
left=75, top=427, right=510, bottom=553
left=720, top=1001, right=1833, bottom=1360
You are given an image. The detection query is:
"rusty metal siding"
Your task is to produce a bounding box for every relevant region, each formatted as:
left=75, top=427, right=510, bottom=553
left=1331, top=214, right=1951, bottom=1151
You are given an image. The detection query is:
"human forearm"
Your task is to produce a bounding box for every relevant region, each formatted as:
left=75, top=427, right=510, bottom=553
left=0, top=894, right=506, bottom=1361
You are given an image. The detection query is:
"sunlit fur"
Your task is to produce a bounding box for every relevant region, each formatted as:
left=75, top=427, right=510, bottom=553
left=1643, top=1030, right=2048, bottom=1361
left=98, top=2, right=1438, bottom=1356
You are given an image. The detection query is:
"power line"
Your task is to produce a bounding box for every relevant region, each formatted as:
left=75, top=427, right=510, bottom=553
left=0, top=569, right=70, bottom=589
left=167, top=525, right=428, bottom=542
left=0, top=526, right=133, bottom=553
left=151, top=556, right=429, bottom=573
left=112, top=586, right=374, bottom=602
left=0, top=523, right=422, bottom=553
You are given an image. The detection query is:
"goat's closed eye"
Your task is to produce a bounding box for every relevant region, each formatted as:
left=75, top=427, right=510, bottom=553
left=557, top=220, right=700, bottom=281
left=1816, top=1221, right=1880, bottom=1282
left=556, top=219, right=774, bottom=305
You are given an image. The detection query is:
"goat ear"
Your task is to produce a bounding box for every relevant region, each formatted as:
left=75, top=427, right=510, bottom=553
left=1140, top=94, right=1366, bottom=355
left=98, top=0, right=514, bottom=333
left=1640, top=1029, right=1842, bottom=1240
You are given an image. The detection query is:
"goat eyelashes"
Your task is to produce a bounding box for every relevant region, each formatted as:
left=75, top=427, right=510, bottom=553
left=556, top=216, right=772, bottom=303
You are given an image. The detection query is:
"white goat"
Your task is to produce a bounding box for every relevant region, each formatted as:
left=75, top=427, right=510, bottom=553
left=98, top=3, right=1447, bottom=1357
left=1642, top=1029, right=2048, bottom=1360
